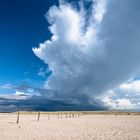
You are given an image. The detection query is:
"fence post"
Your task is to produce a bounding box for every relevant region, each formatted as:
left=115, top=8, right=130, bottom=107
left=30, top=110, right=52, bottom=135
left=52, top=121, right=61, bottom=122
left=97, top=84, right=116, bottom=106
left=16, top=109, right=20, bottom=124
left=69, top=113, right=70, bottom=118
left=72, top=113, right=74, bottom=118
left=37, top=111, right=40, bottom=121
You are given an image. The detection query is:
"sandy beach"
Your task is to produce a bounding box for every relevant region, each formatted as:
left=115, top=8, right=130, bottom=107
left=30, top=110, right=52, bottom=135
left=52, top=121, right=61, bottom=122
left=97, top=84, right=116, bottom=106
left=0, top=112, right=140, bottom=140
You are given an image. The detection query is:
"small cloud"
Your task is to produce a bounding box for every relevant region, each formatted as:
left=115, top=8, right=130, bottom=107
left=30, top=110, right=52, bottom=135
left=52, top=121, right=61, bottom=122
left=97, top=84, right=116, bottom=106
left=102, top=97, right=138, bottom=110
left=119, top=80, right=140, bottom=94
left=0, top=92, right=30, bottom=100
left=38, top=67, right=52, bottom=78
left=0, top=83, right=13, bottom=89
left=14, top=91, right=26, bottom=96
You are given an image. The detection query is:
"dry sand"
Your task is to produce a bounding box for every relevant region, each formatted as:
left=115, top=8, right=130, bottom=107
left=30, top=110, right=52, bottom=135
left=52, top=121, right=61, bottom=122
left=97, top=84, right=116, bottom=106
left=0, top=112, right=140, bottom=140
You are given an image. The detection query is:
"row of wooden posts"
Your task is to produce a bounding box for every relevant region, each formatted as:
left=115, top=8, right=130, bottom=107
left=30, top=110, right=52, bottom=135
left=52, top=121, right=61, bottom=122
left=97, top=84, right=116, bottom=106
left=16, top=110, right=80, bottom=124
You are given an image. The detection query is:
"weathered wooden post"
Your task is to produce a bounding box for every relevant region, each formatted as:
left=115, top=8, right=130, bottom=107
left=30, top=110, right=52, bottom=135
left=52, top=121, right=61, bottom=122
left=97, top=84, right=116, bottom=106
left=57, top=113, right=59, bottom=119
left=16, top=109, right=20, bottom=124
left=66, top=112, right=67, bottom=118
left=78, top=113, right=80, bottom=118
left=70, top=113, right=71, bottom=118
left=37, top=111, right=40, bottom=121
left=72, top=113, right=74, bottom=118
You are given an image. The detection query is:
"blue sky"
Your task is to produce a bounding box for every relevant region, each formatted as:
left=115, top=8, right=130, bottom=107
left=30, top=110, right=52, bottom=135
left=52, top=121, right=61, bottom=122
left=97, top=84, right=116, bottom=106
left=0, top=0, right=57, bottom=92
left=0, top=0, right=140, bottom=112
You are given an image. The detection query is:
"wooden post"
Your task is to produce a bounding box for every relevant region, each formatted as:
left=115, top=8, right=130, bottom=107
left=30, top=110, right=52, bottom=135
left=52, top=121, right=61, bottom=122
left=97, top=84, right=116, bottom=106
left=72, top=113, right=74, bottom=118
left=16, top=109, right=20, bottom=124
left=66, top=113, right=67, bottom=118
left=57, top=113, right=59, bottom=119
left=37, top=111, right=40, bottom=121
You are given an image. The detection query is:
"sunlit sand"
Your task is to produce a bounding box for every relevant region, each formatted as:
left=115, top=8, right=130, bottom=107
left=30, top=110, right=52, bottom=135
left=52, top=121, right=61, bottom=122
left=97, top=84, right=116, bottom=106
left=0, top=112, right=140, bottom=140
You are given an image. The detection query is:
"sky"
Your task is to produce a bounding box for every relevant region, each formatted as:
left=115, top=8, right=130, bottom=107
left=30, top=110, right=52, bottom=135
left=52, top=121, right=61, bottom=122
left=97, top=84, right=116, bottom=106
left=0, top=0, right=140, bottom=112
left=0, top=0, right=56, bottom=91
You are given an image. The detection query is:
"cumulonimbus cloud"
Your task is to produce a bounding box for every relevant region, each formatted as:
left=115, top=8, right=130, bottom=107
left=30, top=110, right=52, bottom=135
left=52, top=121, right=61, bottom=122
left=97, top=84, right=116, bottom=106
left=33, top=0, right=140, bottom=109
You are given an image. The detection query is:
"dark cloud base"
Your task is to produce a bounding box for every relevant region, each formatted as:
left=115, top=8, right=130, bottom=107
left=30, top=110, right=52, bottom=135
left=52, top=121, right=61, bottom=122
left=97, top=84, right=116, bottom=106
left=0, top=96, right=107, bottom=112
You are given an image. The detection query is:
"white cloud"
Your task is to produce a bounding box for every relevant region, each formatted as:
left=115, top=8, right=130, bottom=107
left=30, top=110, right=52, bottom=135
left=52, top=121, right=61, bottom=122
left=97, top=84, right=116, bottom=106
left=100, top=79, right=140, bottom=110
left=33, top=0, right=107, bottom=96
left=14, top=91, right=25, bottom=96
left=0, top=83, right=12, bottom=89
left=93, top=0, right=106, bottom=23
left=33, top=0, right=140, bottom=109
left=38, top=67, right=51, bottom=77
left=119, top=80, right=140, bottom=94
left=38, top=67, right=47, bottom=77
left=102, top=97, right=137, bottom=110
left=0, top=91, right=31, bottom=100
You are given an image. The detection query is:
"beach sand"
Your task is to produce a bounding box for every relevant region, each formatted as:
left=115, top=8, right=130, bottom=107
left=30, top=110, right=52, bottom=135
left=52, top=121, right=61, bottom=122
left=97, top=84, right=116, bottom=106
left=0, top=113, right=140, bottom=140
